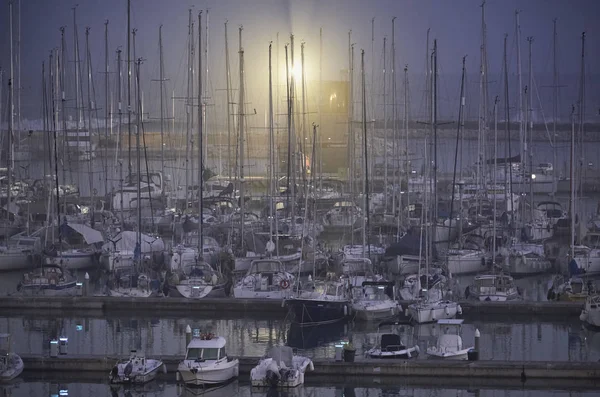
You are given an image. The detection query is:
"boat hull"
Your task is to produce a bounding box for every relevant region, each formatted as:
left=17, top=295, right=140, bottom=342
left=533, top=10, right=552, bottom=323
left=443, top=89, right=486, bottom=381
left=407, top=301, right=462, bottom=324
left=352, top=303, right=400, bottom=322
left=426, top=348, right=471, bottom=360
left=109, top=360, right=163, bottom=384
left=286, top=298, right=350, bottom=325
left=0, top=353, right=23, bottom=381
left=178, top=360, right=239, bottom=386
left=367, top=346, right=419, bottom=359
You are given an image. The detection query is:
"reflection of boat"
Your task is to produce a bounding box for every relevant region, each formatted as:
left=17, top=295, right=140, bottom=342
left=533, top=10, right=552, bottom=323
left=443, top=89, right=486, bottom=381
left=366, top=321, right=420, bottom=359
left=286, top=322, right=347, bottom=350
left=426, top=319, right=472, bottom=360
left=177, top=381, right=241, bottom=397
left=580, top=295, right=600, bottom=328
left=109, top=350, right=164, bottom=384
left=178, top=334, right=239, bottom=386
left=250, top=346, right=313, bottom=388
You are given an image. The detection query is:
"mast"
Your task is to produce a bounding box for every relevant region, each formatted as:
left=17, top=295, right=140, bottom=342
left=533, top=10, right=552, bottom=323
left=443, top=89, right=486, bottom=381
left=527, top=36, right=534, bottom=224
left=515, top=10, right=524, bottom=217
left=59, top=26, right=68, bottom=213
left=73, top=5, right=82, bottom=190
left=390, top=18, right=397, bottom=222
left=361, top=49, right=370, bottom=258
left=135, top=58, right=142, bottom=266
left=205, top=10, right=209, bottom=163
left=319, top=27, right=323, bottom=191
left=503, top=34, right=514, bottom=228
left=51, top=49, right=62, bottom=246
left=432, top=39, right=438, bottom=223
left=370, top=18, right=375, bottom=190
left=159, top=25, right=165, bottom=177
left=290, top=34, right=296, bottom=225
left=382, top=37, right=388, bottom=213
left=85, top=27, right=95, bottom=209
left=493, top=96, right=499, bottom=263
left=127, top=0, right=132, bottom=176
left=116, top=48, right=124, bottom=225
left=15, top=0, right=20, bottom=149
left=301, top=41, right=308, bottom=199
left=403, top=64, right=409, bottom=236
left=569, top=105, right=575, bottom=259
left=347, top=30, right=353, bottom=199
left=224, top=21, right=232, bottom=180
left=238, top=26, right=246, bottom=247
left=7, top=0, right=14, bottom=237
left=285, top=44, right=291, bottom=212
left=198, top=11, right=204, bottom=253
left=104, top=20, right=109, bottom=197
left=268, top=41, right=274, bottom=253
left=577, top=31, right=586, bottom=206
left=552, top=19, right=558, bottom=196
left=185, top=10, right=193, bottom=211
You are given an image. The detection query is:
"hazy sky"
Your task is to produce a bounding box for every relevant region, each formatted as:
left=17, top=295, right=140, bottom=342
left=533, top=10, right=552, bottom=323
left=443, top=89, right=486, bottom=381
left=1, top=0, right=599, bottom=121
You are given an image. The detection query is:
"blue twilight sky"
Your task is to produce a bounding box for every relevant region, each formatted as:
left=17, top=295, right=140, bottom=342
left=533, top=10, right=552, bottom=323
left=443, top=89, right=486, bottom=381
left=0, top=0, right=599, bottom=122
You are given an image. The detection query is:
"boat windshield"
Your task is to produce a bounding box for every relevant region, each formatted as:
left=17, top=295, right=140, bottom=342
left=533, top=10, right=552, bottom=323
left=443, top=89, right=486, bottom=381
left=326, top=284, right=339, bottom=296
left=355, top=286, right=388, bottom=301
left=251, top=261, right=282, bottom=273
left=187, top=347, right=220, bottom=360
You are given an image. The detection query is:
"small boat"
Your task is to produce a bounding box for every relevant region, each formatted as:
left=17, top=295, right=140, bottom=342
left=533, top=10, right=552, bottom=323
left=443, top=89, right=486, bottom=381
left=250, top=346, right=313, bottom=388
left=174, top=262, right=227, bottom=299
left=366, top=321, right=420, bottom=359
left=109, top=350, right=164, bottom=384
left=233, top=259, right=295, bottom=299
left=465, top=273, right=520, bottom=301
left=286, top=279, right=351, bottom=325
left=426, top=319, right=473, bottom=360
left=178, top=333, right=239, bottom=386
left=17, top=264, right=77, bottom=296
left=0, top=334, right=23, bottom=382
left=351, top=281, right=401, bottom=322
left=580, top=295, right=600, bottom=328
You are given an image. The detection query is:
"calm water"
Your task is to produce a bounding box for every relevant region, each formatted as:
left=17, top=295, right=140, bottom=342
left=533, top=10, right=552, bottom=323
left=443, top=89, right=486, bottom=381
left=3, top=380, right=598, bottom=397
left=0, top=310, right=597, bottom=362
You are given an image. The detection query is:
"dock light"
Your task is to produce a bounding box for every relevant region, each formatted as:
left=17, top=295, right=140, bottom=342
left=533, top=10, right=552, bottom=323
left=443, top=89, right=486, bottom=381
left=59, top=390, right=68, bottom=396
left=192, top=286, right=200, bottom=289
left=531, top=174, right=536, bottom=180
left=75, top=325, right=83, bottom=332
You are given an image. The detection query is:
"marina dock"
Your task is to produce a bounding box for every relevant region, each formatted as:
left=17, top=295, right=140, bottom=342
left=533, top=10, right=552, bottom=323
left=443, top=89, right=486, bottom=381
left=20, top=354, right=600, bottom=381
left=0, top=296, right=584, bottom=317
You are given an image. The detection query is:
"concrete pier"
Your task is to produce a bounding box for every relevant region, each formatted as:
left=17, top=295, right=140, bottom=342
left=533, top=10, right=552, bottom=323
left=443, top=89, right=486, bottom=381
left=20, top=355, right=600, bottom=381
left=0, top=296, right=584, bottom=317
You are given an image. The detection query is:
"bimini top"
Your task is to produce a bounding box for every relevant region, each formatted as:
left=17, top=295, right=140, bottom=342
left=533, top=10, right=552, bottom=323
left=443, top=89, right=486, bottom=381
left=187, top=335, right=226, bottom=349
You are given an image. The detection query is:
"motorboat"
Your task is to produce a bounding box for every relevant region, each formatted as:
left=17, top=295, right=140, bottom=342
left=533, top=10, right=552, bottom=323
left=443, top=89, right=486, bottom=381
left=548, top=276, right=595, bottom=302
left=0, top=334, right=23, bottom=382
left=178, top=333, right=239, bottom=386
left=233, top=259, right=295, bottom=299
left=580, top=295, right=600, bottom=328
left=286, top=279, right=351, bottom=325
left=366, top=321, right=420, bottom=359
left=351, top=281, right=401, bottom=322
left=465, top=273, right=520, bottom=301
left=426, top=319, right=473, bottom=360
left=250, top=346, right=313, bottom=388
left=109, top=350, right=164, bottom=384
left=17, top=264, right=78, bottom=296
left=407, top=298, right=462, bottom=324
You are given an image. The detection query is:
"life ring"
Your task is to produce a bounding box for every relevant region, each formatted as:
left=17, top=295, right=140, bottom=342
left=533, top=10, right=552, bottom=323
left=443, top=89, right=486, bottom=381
left=280, top=279, right=290, bottom=289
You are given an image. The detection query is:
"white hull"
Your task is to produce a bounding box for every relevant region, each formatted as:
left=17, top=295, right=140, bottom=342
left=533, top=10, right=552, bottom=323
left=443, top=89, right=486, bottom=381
left=233, top=288, right=290, bottom=300
left=353, top=303, right=400, bottom=322
left=109, top=288, right=154, bottom=298
left=109, top=359, right=163, bottom=384
left=447, top=251, right=486, bottom=275
left=507, top=255, right=553, bottom=276
left=0, top=354, right=23, bottom=381
left=176, top=284, right=213, bottom=299
left=407, top=301, right=462, bottom=324
left=426, top=348, right=471, bottom=360
left=178, top=360, right=239, bottom=386
left=367, top=345, right=420, bottom=359
left=47, top=252, right=97, bottom=270
left=0, top=251, right=32, bottom=271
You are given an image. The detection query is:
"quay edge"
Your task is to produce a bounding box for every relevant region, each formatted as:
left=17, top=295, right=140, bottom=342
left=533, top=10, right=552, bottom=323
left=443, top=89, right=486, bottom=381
left=20, top=355, right=600, bottom=380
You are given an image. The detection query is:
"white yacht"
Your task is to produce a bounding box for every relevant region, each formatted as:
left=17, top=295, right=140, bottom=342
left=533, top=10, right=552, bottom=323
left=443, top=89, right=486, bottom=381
left=109, top=350, right=164, bottom=384
left=250, top=346, right=313, bottom=388
left=407, top=298, right=462, bottom=324
left=0, top=334, right=23, bottom=382
left=351, top=281, right=400, bottom=322
left=426, top=319, right=473, bottom=360
left=178, top=334, right=239, bottom=386
left=174, top=262, right=227, bottom=299
left=580, top=295, right=600, bottom=328
left=233, top=259, right=295, bottom=299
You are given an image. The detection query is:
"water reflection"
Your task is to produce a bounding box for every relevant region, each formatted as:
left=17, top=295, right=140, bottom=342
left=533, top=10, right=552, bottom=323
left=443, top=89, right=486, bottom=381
left=4, top=381, right=600, bottom=397
left=1, top=312, right=598, bottom=362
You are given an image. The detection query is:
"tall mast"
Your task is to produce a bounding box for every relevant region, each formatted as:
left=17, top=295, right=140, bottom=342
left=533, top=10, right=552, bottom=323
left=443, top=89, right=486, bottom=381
left=135, top=58, right=142, bottom=264
left=493, top=96, right=499, bottom=263
left=73, top=5, right=82, bottom=189
left=185, top=10, right=193, bottom=211
left=159, top=25, right=166, bottom=177
left=319, top=27, right=323, bottom=191
left=285, top=44, right=291, bottom=212
left=238, top=26, right=246, bottom=246
left=117, top=48, right=124, bottom=225
left=570, top=105, right=575, bottom=258
left=198, top=11, right=204, bottom=253
left=552, top=19, right=558, bottom=196
left=577, top=32, right=586, bottom=210
left=15, top=0, right=20, bottom=146
left=391, top=18, right=397, bottom=223
left=85, top=27, right=95, bottom=208
left=478, top=1, right=488, bottom=194
left=503, top=34, right=514, bottom=228
left=432, top=39, right=438, bottom=223
left=127, top=0, right=132, bottom=176
left=224, top=21, right=232, bottom=180
left=268, top=42, right=274, bottom=251
left=7, top=0, right=14, bottom=233
left=290, top=34, right=296, bottom=224
left=60, top=26, right=68, bottom=211
left=104, top=20, right=110, bottom=196
left=301, top=41, right=308, bottom=197
left=361, top=49, right=370, bottom=258
left=515, top=10, right=524, bottom=211
left=347, top=30, right=353, bottom=198
left=403, top=65, right=409, bottom=236
left=370, top=18, right=375, bottom=190
left=205, top=10, right=210, bottom=163
left=382, top=37, right=388, bottom=213
left=527, top=36, right=534, bottom=223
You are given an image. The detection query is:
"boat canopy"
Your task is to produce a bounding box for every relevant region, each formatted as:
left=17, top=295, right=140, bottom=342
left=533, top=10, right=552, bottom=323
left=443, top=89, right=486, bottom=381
left=187, top=336, right=226, bottom=349
left=64, top=222, right=104, bottom=245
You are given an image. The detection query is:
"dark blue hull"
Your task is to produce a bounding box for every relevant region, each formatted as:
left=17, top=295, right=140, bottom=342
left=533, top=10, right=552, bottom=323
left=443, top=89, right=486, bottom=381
left=286, top=298, right=350, bottom=325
